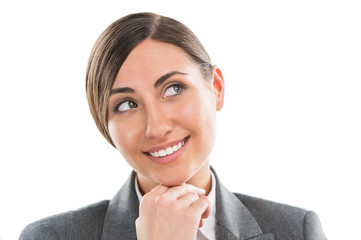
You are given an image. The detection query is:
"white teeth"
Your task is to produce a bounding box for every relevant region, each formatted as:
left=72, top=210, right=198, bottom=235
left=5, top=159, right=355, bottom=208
left=159, top=150, right=166, bottom=157
left=149, top=140, right=186, bottom=158
left=166, top=147, right=173, bottom=155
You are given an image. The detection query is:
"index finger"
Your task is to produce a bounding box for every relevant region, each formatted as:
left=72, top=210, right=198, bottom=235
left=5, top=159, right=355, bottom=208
left=147, top=184, right=169, bottom=196
left=163, top=184, right=205, bottom=200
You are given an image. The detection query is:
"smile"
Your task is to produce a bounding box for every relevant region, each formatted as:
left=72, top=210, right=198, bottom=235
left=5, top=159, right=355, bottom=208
left=144, top=137, right=190, bottom=164
left=149, top=139, right=185, bottom=158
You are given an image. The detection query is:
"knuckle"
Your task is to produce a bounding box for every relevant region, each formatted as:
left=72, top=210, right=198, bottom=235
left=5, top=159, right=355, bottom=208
left=184, top=191, right=199, bottom=203
left=142, top=192, right=151, bottom=201
left=189, top=191, right=199, bottom=199
left=139, top=193, right=154, bottom=211
left=155, top=195, right=169, bottom=207
left=199, top=197, right=209, bottom=207
left=140, top=194, right=151, bottom=205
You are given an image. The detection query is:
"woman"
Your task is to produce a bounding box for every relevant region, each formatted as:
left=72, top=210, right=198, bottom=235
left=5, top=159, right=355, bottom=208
left=20, top=12, right=327, bottom=240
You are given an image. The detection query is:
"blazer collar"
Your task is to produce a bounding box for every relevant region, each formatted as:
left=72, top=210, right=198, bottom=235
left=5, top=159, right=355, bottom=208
left=101, top=171, right=139, bottom=240
left=213, top=168, right=274, bottom=240
left=101, top=169, right=274, bottom=240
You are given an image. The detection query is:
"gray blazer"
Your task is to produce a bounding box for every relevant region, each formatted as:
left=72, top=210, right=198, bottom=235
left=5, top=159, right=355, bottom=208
left=19, top=170, right=327, bottom=240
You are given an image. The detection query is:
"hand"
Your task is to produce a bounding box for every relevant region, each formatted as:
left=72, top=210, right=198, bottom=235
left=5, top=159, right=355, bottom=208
left=135, top=184, right=211, bottom=240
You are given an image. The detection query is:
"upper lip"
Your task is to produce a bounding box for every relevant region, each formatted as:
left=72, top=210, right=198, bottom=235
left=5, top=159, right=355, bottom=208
left=144, top=137, right=189, bottom=153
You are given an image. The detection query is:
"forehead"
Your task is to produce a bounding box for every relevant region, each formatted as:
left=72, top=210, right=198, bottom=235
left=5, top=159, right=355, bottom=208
left=113, top=39, right=195, bottom=88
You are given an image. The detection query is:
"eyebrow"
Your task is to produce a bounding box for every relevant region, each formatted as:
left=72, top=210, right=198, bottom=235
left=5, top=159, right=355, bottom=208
left=110, top=87, right=135, bottom=96
left=110, top=71, right=187, bottom=96
left=153, top=71, right=187, bottom=88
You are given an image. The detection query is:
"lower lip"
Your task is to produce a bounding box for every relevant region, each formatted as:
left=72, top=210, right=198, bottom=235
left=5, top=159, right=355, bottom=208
left=146, top=137, right=190, bottom=164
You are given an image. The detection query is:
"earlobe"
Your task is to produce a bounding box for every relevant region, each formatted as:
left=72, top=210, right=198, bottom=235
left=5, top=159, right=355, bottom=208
left=211, top=65, right=225, bottom=111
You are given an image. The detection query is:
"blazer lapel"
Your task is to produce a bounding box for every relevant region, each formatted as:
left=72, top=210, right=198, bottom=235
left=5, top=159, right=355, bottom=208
left=100, top=169, right=274, bottom=240
left=101, top=171, right=139, bottom=240
left=213, top=169, right=274, bottom=240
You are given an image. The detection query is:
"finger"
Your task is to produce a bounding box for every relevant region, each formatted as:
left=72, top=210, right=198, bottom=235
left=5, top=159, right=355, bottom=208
left=163, top=184, right=205, bottom=200
left=135, top=217, right=140, bottom=228
left=190, top=195, right=211, bottom=220
left=199, top=218, right=204, bottom=228
left=200, top=196, right=211, bottom=219
left=199, top=196, right=211, bottom=228
left=148, top=184, right=169, bottom=196
left=177, top=191, right=199, bottom=206
left=141, top=185, right=169, bottom=204
left=184, top=184, right=206, bottom=195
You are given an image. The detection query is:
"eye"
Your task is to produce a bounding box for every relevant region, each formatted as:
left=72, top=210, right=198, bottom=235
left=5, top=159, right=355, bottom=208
left=114, top=100, right=138, bottom=113
left=163, top=83, right=184, bottom=97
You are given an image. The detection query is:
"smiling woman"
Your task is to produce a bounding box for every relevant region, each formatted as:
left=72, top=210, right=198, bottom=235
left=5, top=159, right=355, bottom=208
left=107, top=39, right=222, bottom=194
left=19, top=12, right=327, bottom=240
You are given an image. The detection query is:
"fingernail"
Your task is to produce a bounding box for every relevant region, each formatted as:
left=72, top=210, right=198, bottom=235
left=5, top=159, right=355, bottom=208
left=187, top=185, right=205, bottom=194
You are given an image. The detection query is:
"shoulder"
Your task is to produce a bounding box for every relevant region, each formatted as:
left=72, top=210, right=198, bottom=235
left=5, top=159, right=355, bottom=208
left=234, top=193, right=327, bottom=239
left=19, top=200, right=110, bottom=240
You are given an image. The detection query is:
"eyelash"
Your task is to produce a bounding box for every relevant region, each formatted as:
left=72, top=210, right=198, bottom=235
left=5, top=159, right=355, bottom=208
left=163, top=82, right=186, bottom=98
left=112, top=98, right=137, bottom=113
left=112, top=82, right=186, bottom=113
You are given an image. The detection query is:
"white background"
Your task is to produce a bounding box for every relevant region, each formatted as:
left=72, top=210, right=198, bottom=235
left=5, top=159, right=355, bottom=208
left=1, top=0, right=360, bottom=239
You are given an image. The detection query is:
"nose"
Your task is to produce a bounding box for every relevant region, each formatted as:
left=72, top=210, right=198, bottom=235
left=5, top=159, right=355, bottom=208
left=145, top=103, right=173, bottom=139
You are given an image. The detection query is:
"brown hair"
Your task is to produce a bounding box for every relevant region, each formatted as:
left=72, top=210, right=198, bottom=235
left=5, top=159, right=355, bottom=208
left=86, top=12, right=212, bottom=147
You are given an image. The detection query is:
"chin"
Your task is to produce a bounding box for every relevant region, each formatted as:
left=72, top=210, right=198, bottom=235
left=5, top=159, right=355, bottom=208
left=156, top=173, right=191, bottom=187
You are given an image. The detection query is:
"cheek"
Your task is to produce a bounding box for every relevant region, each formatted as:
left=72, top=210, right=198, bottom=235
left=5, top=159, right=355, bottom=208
left=173, top=94, right=217, bottom=137
left=108, top=118, right=142, bottom=156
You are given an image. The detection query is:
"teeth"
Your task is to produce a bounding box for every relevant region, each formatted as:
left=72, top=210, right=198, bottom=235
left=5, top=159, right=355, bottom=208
left=159, top=150, right=166, bottom=157
left=149, top=140, right=185, bottom=158
left=166, top=147, right=173, bottom=155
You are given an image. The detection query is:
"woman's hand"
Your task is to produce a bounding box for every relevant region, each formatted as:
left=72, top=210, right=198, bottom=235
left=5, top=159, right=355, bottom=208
left=135, top=184, right=211, bottom=240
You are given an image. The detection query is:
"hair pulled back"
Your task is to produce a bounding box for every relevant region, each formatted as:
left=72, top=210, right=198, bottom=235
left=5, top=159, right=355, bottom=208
left=86, top=12, right=212, bottom=146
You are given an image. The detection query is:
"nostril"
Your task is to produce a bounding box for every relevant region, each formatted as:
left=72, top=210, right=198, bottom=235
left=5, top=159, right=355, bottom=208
left=145, top=118, right=173, bottom=139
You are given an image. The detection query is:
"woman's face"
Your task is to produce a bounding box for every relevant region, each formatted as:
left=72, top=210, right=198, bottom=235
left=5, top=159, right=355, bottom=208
left=107, top=39, right=224, bottom=190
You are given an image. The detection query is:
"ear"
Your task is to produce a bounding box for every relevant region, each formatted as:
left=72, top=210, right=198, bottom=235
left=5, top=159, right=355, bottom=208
left=211, top=65, right=225, bottom=111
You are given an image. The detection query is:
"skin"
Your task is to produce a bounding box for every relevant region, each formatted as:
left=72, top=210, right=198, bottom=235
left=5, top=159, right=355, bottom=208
left=107, top=39, right=224, bottom=239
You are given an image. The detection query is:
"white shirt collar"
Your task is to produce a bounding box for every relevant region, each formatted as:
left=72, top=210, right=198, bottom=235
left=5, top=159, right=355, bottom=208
left=134, top=172, right=217, bottom=240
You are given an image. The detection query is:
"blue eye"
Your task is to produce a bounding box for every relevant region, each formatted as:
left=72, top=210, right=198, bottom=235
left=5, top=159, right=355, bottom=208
left=115, top=100, right=138, bottom=113
left=164, top=84, right=184, bottom=97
